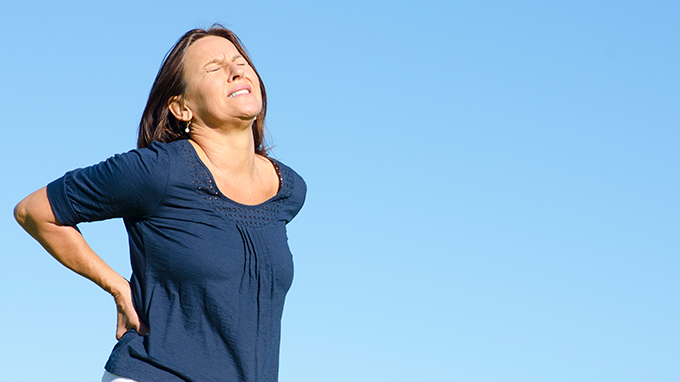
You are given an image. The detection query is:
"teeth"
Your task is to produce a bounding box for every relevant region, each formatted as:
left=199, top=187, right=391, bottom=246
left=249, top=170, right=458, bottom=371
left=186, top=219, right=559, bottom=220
left=229, top=89, right=249, bottom=97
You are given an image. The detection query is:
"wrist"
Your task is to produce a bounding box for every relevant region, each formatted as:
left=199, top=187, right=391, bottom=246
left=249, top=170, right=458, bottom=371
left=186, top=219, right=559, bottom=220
left=104, top=274, right=130, bottom=298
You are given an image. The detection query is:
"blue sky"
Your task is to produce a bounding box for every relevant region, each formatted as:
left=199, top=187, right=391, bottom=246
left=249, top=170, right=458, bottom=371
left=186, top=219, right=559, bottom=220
left=2, top=1, right=678, bottom=381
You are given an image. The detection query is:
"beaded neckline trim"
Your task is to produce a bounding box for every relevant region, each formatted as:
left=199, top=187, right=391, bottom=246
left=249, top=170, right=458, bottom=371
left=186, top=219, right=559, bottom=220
left=181, top=140, right=294, bottom=227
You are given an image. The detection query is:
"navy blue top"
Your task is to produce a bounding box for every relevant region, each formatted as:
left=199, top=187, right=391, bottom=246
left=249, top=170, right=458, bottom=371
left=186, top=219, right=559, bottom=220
left=46, top=139, right=306, bottom=382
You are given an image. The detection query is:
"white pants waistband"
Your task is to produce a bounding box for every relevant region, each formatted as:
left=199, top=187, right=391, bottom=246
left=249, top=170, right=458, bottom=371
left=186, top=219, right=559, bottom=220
left=101, top=371, right=138, bottom=382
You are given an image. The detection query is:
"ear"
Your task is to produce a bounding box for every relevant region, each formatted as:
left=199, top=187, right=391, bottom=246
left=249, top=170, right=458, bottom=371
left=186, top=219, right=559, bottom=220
left=168, top=95, right=193, bottom=122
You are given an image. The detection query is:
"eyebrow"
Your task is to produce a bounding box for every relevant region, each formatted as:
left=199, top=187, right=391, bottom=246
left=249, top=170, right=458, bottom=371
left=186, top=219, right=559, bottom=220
left=203, top=54, right=244, bottom=68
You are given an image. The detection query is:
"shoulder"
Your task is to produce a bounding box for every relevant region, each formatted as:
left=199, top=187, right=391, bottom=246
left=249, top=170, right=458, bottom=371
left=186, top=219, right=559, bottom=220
left=114, top=139, right=191, bottom=171
left=137, top=139, right=185, bottom=159
left=272, top=159, right=306, bottom=221
left=274, top=160, right=306, bottom=194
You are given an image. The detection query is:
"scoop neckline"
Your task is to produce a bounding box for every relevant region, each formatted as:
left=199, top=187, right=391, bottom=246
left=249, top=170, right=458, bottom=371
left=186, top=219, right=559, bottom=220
left=183, top=139, right=284, bottom=208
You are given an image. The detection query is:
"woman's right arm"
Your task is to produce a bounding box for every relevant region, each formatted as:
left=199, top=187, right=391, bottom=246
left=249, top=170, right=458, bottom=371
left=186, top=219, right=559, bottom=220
left=14, top=187, right=148, bottom=340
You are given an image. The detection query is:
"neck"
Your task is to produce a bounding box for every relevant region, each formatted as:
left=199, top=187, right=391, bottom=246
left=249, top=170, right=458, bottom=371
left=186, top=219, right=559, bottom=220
left=188, top=122, right=258, bottom=175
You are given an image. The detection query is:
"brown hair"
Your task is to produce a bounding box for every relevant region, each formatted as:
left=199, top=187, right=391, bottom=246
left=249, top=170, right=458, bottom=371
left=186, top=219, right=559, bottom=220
left=137, top=25, right=268, bottom=155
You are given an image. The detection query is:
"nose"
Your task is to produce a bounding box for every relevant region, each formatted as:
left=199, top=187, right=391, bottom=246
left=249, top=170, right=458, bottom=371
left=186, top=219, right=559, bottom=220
left=228, top=61, right=244, bottom=82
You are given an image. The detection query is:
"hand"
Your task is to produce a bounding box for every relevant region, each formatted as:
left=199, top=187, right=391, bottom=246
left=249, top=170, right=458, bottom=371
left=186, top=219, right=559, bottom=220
left=112, top=281, right=149, bottom=340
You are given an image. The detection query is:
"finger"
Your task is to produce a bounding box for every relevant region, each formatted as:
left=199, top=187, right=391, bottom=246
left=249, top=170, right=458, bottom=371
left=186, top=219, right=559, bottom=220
left=119, top=307, right=148, bottom=336
left=124, top=309, right=142, bottom=331
left=116, top=325, right=126, bottom=340
left=138, top=321, right=150, bottom=336
left=116, top=312, right=127, bottom=340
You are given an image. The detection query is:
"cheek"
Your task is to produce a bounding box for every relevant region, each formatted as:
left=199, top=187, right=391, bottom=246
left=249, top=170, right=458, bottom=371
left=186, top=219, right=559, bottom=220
left=253, top=81, right=264, bottom=105
left=249, top=71, right=263, bottom=98
left=188, top=83, right=221, bottom=111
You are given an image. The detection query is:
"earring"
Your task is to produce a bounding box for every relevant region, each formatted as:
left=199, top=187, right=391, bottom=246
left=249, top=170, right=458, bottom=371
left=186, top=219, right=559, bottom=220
left=185, top=120, right=191, bottom=134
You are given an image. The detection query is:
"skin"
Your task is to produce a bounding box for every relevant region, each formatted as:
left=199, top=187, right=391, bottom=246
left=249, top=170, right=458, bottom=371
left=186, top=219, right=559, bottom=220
left=169, top=36, right=279, bottom=205
left=14, top=35, right=279, bottom=340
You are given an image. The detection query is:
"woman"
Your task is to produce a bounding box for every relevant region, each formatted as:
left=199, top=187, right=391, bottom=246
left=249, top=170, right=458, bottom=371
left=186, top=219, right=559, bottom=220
left=14, top=25, right=306, bottom=382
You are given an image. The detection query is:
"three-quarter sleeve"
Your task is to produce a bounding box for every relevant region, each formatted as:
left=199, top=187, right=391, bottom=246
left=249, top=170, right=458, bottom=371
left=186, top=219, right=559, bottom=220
left=46, top=142, right=170, bottom=226
left=285, top=173, right=306, bottom=223
left=271, top=161, right=307, bottom=224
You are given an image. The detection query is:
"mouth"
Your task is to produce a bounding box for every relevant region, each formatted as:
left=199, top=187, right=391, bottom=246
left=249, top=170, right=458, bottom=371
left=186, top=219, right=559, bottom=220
left=228, top=88, right=251, bottom=97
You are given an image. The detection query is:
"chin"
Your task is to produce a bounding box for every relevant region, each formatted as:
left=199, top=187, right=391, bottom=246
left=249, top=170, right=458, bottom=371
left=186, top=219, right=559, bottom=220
left=242, top=106, right=263, bottom=119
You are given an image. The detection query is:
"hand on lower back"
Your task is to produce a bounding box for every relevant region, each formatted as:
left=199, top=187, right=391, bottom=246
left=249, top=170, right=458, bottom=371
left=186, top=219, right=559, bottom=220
left=113, top=282, right=149, bottom=340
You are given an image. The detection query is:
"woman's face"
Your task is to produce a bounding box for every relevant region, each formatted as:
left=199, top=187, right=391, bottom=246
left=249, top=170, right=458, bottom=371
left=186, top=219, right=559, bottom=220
left=180, top=36, right=262, bottom=128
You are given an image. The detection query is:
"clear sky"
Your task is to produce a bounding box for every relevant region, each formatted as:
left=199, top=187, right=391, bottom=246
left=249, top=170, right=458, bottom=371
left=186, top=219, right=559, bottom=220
left=2, top=1, right=678, bottom=381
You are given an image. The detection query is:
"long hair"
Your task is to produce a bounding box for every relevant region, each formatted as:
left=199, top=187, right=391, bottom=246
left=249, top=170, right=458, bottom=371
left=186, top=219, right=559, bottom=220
left=137, top=25, right=268, bottom=155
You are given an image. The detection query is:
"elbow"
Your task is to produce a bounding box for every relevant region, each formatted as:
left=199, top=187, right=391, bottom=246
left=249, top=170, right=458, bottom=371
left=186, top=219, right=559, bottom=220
left=14, top=187, right=71, bottom=242
left=14, top=197, right=32, bottom=229
left=14, top=187, right=53, bottom=231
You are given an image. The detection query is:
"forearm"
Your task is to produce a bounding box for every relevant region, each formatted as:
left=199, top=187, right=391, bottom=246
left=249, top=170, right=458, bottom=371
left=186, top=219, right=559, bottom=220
left=14, top=187, right=128, bottom=297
